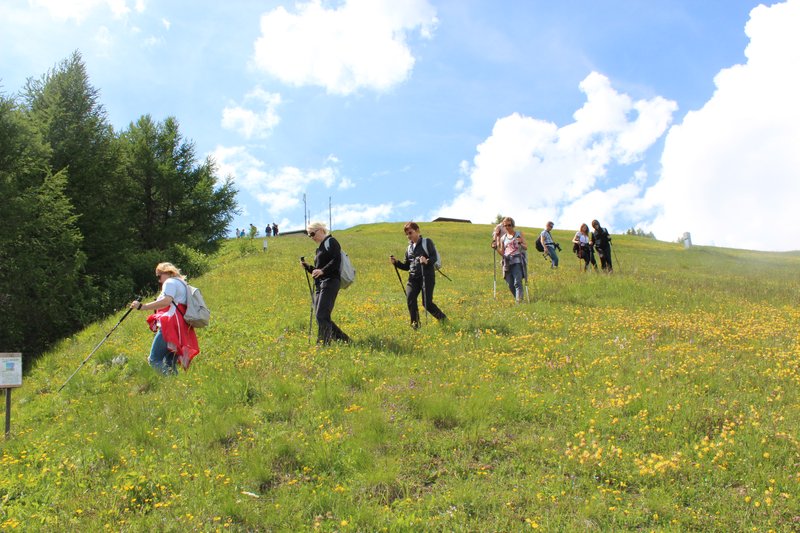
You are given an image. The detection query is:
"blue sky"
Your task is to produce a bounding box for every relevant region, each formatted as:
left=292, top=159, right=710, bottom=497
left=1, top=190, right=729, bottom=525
left=2, top=0, right=799, bottom=250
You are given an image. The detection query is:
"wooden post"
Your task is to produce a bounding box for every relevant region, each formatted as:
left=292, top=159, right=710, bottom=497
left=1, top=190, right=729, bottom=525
left=4, top=388, right=10, bottom=438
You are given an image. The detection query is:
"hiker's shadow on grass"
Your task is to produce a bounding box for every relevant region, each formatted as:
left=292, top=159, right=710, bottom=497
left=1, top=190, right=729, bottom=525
left=356, top=335, right=413, bottom=356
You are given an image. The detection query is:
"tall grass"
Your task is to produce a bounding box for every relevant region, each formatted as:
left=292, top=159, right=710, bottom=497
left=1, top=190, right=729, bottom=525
left=2, top=222, right=800, bottom=531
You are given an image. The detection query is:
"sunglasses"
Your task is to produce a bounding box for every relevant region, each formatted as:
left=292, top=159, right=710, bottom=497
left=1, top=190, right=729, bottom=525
left=503, top=224, right=513, bottom=227
left=307, top=231, right=316, bottom=237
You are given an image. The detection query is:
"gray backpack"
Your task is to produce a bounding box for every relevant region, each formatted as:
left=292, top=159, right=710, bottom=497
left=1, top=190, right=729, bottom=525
left=324, top=238, right=356, bottom=289
left=420, top=237, right=442, bottom=270
left=177, top=279, right=211, bottom=328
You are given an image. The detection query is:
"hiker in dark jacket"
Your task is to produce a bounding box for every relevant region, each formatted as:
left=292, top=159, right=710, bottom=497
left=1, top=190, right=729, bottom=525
left=389, top=222, right=447, bottom=328
left=300, top=221, right=349, bottom=344
left=591, top=219, right=613, bottom=272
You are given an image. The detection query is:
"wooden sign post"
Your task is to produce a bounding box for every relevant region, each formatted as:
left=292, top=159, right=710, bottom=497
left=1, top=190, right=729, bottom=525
left=1, top=353, right=23, bottom=438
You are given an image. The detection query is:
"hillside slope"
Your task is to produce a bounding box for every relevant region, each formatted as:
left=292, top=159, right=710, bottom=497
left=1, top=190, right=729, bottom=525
left=3, top=222, right=800, bottom=531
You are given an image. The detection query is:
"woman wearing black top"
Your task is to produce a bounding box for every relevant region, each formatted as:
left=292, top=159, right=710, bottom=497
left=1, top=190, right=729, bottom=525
left=300, top=222, right=350, bottom=344
left=591, top=219, right=613, bottom=272
left=389, top=221, right=447, bottom=328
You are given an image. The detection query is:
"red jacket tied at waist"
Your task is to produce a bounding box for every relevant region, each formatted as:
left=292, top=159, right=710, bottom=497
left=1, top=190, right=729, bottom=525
left=146, top=303, right=200, bottom=370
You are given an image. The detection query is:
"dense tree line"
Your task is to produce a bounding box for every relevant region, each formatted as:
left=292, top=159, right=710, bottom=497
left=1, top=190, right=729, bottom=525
left=0, top=52, right=237, bottom=364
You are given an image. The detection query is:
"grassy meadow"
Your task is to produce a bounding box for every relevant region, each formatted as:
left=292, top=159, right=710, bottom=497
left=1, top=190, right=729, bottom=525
left=2, top=221, right=800, bottom=531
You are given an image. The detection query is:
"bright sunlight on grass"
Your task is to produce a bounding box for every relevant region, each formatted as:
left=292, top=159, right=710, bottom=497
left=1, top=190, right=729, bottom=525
left=2, top=222, right=800, bottom=531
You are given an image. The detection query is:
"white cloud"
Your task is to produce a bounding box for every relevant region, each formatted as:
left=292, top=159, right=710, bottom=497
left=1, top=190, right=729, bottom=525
left=328, top=202, right=397, bottom=228
left=142, top=35, right=163, bottom=48
left=438, top=72, right=676, bottom=230
left=30, top=0, right=131, bottom=22
left=211, top=146, right=353, bottom=214
left=644, top=0, right=800, bottom=250
left=252, top=0, right=437, bottom=95
left=94, top=26, right=113, bottom=54
left=338, top=177, right=355, bottom=190
left=221, top=87, right=282, bottom=139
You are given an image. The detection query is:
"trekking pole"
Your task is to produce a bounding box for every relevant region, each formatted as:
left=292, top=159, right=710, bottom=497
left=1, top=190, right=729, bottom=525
left=420, top=261, right=429, bottom=325
left=392, top=262, right=406, bottom=295
left=523, top=259, right=530, bottom=304
left=435, top=267, right=452, bottom=282
left=59, top=306, right=134, bottom=392
left=302, top=258, right=314, bottom=344
left=612, top=245, right=621, bottom=273
left=492, top=249, right=497, bottom=299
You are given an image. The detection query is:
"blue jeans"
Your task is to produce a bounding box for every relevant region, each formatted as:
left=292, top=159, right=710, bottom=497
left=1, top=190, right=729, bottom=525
left=504, top=262, right=524, bottom=302
left=546, top=244, right=559, bottom=267
left=149, top=330, right=177, bottom=375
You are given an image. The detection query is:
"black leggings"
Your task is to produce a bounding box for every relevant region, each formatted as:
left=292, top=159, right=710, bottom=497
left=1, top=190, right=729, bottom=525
left=406, top=274, right=446, bottom=325
left=314, top=278, right=349, bottom=344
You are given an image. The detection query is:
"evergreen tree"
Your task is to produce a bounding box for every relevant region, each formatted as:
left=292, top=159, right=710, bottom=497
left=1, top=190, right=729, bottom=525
left=121, top=115, right=237, bottom=255
left=2, top=52, right=239, bottom=360
left=23, top=51, right=135, bottom=285
left=0, top=94, right=88, bottom=361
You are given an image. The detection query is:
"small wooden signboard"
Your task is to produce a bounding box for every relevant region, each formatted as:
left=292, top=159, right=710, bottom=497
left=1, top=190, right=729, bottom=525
left=1, top=353, right=22, bottom=437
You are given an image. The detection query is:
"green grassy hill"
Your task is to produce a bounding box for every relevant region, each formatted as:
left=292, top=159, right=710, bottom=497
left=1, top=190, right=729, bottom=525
left=3, top=222, right=800, bottom=531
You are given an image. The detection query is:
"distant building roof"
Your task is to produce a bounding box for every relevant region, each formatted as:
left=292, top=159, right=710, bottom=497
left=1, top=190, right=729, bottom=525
left=432, top=217, right=472, bottom=223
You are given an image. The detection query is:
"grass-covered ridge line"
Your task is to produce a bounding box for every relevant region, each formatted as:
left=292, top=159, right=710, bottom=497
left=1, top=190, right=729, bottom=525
left=3, top=222, right=800, bottom=531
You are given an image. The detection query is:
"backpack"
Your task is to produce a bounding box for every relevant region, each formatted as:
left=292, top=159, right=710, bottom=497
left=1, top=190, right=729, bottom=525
left=177, top=279, right=210, bottom=328
left=420, top=237, right=442, bottom=270
left=535, top=234, right=545, bottom=253
left=324, top=238, right=356, bottom=289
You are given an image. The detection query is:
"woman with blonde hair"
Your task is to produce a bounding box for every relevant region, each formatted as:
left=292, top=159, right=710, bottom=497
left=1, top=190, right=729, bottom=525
left=130, top=262, right=199, bottom=374
left=300, top=222, right=350, bottom=345
left=572, top=224, right=597, bottom=272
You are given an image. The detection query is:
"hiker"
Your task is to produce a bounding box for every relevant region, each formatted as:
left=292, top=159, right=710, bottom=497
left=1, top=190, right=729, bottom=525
left=497, top=217, right=528, bottom=302
left=130, top=262, right=199, bottom=375
left=235, top=228, right=240, bottom=238
left=390, top=222, right=447, bottom=328
left=591, top=219, right=613, bottom=272
left=300, top=222, right=350, bottom=345
left=572, top=223, right=597, bottom=271
left=265, top=225, right=272, bottom=237
left=272, top=222, right=279, bottom=236
left=540, top=221, right=559, bottom=268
